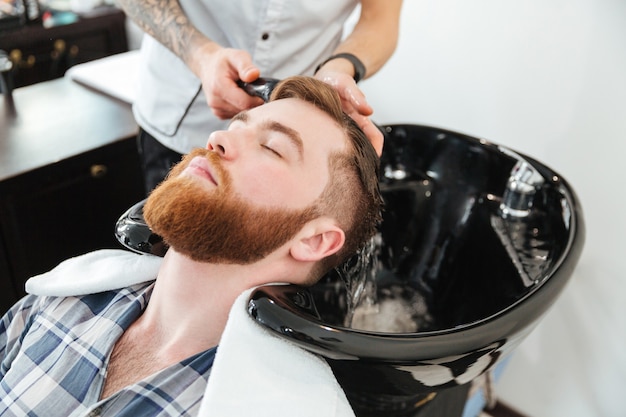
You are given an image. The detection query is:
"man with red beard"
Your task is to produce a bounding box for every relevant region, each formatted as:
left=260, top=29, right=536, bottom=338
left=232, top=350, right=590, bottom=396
left=0, top=77, right=382, bottom=416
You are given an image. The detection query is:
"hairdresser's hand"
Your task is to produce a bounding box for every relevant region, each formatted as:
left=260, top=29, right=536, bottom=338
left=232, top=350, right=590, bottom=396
left=315, top=70, right=384, bottom=156
left=188, top=43, right=264, bottom=119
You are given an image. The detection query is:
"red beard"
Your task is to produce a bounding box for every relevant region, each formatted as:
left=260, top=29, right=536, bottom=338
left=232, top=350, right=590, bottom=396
left=143, top=148, right=319, bottom=264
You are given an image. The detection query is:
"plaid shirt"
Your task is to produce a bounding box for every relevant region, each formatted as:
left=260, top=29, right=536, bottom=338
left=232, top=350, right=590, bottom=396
left=0, top=282, right=216, bottom=417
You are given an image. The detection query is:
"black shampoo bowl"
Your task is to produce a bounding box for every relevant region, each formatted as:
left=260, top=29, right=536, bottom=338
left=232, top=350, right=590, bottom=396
left=115, top=124, right=584, bottom=417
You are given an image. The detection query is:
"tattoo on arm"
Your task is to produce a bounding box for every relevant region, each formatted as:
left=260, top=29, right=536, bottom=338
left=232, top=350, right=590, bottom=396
left=120, top=0, right=206, bottom=63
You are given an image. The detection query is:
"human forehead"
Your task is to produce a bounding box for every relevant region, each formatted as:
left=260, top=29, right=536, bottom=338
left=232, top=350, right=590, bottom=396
left=235, top=98, right=349, bottom=154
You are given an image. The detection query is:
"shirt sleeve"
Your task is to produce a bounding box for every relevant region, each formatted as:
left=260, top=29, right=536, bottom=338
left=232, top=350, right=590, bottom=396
left=0, top=295, right=39, bottom=375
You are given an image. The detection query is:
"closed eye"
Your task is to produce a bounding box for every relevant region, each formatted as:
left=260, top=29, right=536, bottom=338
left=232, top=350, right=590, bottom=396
left=231, top=110, right=303, bottom=162
left=262, top=144, right=282, bottom=158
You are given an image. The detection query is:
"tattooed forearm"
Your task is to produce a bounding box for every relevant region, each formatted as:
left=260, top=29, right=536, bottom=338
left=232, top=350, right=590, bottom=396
left=118, top=0, right=208, bottom=63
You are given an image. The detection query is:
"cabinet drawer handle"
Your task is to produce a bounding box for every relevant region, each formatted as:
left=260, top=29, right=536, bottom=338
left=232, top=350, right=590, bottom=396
left=51, top=39, right=66, bottom=59
left=9, top=49, right=36, bottom=69
left=90, top=164, right=108, bottom=179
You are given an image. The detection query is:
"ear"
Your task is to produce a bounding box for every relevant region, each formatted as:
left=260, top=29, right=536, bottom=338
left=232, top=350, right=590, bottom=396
left=290, top=219, right=345, bottom=262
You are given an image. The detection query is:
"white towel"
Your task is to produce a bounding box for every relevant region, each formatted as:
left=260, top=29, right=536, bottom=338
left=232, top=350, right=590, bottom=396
left=25, top=249, right=355, bottom=417
left=25, top=249, right=162, bottom=296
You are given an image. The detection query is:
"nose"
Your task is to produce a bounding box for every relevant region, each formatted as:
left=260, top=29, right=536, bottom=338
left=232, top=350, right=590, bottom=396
left=206, top=130, right=237, bottom=160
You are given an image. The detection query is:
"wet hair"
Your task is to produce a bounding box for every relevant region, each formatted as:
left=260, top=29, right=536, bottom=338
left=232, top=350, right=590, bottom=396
left=269, top=76, right=384, bottom=277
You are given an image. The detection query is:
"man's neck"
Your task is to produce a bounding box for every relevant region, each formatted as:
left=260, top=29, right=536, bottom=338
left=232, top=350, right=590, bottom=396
left=134, top=248, right=292, bottom=356
left=101, top=247, right=305, bottom=399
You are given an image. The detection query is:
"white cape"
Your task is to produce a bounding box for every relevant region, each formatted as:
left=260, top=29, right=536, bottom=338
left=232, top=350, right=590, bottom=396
left=26, top=249, right=355, bottom=417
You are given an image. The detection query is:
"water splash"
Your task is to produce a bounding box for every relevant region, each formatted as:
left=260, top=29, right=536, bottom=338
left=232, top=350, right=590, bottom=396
left=336, top=232, right=434, bottom=332
left=351, top=285, right=433, bottom=333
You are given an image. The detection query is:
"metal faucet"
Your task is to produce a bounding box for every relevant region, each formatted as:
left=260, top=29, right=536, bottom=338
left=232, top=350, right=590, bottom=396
left=500, top=158, right=545, bottom=217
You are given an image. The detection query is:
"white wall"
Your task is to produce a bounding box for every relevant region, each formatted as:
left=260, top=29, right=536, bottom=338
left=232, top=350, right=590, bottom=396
left=360, top=1, right=626, bottom=416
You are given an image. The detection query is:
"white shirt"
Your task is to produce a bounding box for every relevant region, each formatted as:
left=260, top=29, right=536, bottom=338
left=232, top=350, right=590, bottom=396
left=133, top=0, right=360, bottom=154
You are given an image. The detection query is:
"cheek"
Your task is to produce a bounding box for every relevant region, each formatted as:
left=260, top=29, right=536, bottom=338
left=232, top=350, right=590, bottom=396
left=234, top=163, right=311, bottom=209
left=243, top=167, right=292, bottom=200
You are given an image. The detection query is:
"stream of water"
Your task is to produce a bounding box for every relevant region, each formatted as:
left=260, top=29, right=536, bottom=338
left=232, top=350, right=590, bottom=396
left=336, top=233, right=434, bottom=333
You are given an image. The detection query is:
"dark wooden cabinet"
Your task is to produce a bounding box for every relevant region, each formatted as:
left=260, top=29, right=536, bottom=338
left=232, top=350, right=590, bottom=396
left=0, top=7, right=128, bottom=88
left=0, top=138, right=144, bottom=312
left=0, top=235, right=17, bottom=312
left=0, top=78, right=144, bottom=314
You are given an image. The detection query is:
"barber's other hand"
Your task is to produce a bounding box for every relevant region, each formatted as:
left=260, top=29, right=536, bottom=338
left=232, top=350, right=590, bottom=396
left=190, top=44, right=264, bottom=119
left=315, top=71, right=384, bottom=156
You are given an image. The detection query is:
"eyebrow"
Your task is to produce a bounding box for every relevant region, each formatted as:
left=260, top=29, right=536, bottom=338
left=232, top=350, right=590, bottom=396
left=231, top=110, right=304, bottom=161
